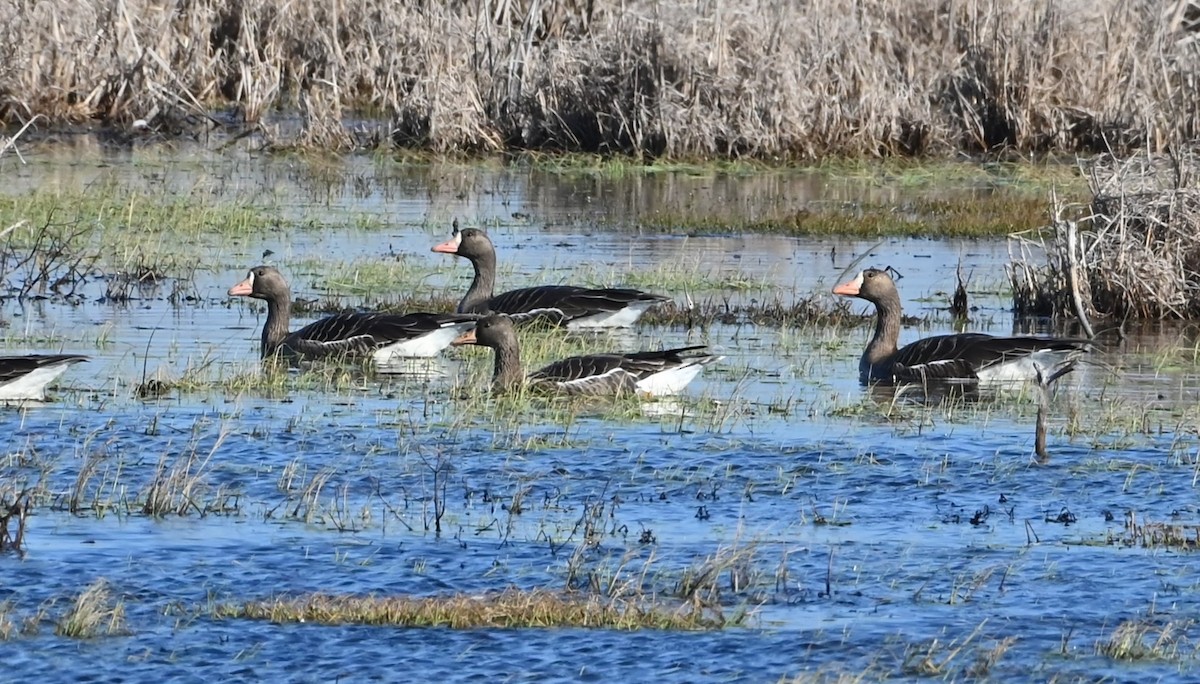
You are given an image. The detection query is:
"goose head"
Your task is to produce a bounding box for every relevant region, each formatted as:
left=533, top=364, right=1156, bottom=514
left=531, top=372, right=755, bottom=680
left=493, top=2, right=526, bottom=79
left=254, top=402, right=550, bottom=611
left=431, top=223, right=494, bottom=261
left=454, top=313, right=517, bottom=349
left=228, top=265, right=289, bottom=302
left=832, top=267, right=900, bottom=305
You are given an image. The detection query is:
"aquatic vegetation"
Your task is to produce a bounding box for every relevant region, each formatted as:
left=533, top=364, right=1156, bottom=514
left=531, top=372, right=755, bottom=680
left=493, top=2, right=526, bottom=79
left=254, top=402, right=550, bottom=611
left=214, top=587, right=733, bottom=630
left=1112, top=511, right=1200, bottom=551
left=54, top=579, right=126, bottom=639
left=4, top=151, right=1200, bottom=682
left=639, top=195, right=1059, bottom=238
left=1097, top=618, right=1197, bottom=662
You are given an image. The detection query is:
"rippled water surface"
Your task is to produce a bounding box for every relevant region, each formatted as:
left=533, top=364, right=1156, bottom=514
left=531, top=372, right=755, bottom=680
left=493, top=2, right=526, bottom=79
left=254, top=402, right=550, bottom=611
left=1, top=142, right=1198, bottom=682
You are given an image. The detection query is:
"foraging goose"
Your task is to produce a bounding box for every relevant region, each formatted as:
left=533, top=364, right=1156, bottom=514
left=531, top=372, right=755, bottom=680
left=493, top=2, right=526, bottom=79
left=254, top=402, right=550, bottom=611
left=431, top=223, right=669, bottom=328
left=228, top=266, right=478, bottom=362
left=833, top=268, right=1089, bottom=386
left=0, top=354, right=88, bottom=402
left=461, top=313, right=721, bottom=396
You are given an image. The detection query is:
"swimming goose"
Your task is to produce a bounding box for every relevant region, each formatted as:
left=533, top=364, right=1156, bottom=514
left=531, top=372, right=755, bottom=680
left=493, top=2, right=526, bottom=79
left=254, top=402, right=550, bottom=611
left=228, top=266, right=478, bottom=362
left=833, top=268, right=1089, bottom=386
left=460, top=314, right=721, bottom=396
left=431, top=224, right=669, bottom=328
left=0, top=354, right=88, bottom=401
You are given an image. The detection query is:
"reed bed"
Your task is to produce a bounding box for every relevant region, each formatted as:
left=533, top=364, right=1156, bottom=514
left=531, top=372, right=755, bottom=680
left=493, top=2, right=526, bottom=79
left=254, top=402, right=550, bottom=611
left=217, top=587, right=727, bottom=630
left=1011, top=151, right=1200, bottom=321
left=1, top=0, right=1196, bottom=157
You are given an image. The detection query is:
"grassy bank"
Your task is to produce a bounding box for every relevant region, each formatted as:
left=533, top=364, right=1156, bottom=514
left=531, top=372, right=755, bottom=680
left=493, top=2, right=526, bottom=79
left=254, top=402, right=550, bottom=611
left=0, top=1, right=1194, bottom=158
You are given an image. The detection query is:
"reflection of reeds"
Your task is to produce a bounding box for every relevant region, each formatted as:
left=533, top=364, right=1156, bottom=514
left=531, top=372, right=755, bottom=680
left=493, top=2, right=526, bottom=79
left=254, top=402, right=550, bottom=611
left=0, top=485, right=33, bottom=553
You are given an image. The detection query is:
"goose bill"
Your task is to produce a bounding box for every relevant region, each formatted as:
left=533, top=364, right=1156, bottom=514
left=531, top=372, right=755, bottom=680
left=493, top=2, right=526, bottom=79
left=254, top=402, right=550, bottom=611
left=227, top=272, right=254, bottom=296
left=831, top=272, right=863, bottom=297
left=431, top=230, right=463, bottom=254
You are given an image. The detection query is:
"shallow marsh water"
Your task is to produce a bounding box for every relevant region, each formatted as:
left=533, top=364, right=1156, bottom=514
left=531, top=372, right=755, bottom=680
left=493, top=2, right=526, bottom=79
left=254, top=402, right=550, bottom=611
left=1, top=143, right=1199, bottom=681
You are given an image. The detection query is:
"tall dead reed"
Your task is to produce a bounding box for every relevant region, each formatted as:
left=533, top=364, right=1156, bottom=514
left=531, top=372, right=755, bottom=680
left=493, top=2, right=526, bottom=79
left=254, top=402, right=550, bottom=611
left=1, top=0, right=1197, bottom=157
left=1011, top=151, right=1200, bottom=320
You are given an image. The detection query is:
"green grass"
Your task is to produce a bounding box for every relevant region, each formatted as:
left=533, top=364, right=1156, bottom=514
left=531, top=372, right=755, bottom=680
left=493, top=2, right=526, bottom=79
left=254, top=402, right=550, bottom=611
left=638, top=195, right=1063, bottom=238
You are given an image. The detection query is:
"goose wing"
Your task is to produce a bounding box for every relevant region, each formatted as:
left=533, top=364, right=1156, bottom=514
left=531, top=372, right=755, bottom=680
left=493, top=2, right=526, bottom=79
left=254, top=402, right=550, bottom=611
left=529, top=346, right=715, bottom=395
left=486, top=286, right=667, bottom=325
left=0, top=354, right=88, bottom=384
left=529, top=353, right=639, bottom=395
left=285, top=312, right=476, bottom=357
left=891, top=333, right=1089, bottom=381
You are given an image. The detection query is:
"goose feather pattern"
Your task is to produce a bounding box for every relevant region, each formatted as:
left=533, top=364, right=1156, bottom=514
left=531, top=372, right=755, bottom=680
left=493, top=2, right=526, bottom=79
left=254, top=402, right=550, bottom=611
left=228, top=265, right=477, bottom=362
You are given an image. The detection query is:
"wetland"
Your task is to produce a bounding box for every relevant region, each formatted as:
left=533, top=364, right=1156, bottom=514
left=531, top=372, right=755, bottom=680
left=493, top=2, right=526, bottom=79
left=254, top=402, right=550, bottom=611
left=1, top=140, right=1199, bottom=682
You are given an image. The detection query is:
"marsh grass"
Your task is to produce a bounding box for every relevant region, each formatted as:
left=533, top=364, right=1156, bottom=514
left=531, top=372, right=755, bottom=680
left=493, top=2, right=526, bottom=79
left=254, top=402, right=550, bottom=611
left=643, top=295, right=857, bottom=329
left=216, top=587, right=725, bottom=630
left=1097, top=618, right=1196, bottom=661
left=1113, top=511, right=1200, bottom=551
left=1, top=1, right=1193, bottom=159
left=900, top=623, right=1017, bottom=678
left=140, top=430, right=228, bottom=517
left=1012, top=151, right=1200, bottom=320
left=54, top=579, right=126, bottom=639
left=641, top=195, right=1057, bottom=238
left=0, top=187, right=271, bottom=299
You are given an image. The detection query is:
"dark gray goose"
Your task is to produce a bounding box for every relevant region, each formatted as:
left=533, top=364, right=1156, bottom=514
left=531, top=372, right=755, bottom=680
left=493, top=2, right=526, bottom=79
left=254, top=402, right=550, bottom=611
left=0, top=354, right=88, bottom=401
left=431, top=224, right=669, bottom=329
left=228, top=266, right=478, bottom=362
left=460, top=314, right=721, bottom=396
left=833, top=268, right=1089, bottom=386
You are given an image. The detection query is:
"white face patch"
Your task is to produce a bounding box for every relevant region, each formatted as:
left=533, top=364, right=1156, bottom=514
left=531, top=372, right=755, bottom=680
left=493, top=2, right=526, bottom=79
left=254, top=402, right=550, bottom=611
left=247, top=270, right=256, bottom=286
left=851, top=272, right=864, bottom=290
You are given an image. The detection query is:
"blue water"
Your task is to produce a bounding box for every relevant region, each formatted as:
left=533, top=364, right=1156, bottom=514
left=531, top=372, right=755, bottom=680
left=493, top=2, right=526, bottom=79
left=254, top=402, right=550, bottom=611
left=0, top=145, right=1197, bottom=681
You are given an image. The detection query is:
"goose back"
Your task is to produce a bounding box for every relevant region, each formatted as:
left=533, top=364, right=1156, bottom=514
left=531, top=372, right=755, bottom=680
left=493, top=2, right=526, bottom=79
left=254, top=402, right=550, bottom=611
left=467, top=314, right=720, bottom=396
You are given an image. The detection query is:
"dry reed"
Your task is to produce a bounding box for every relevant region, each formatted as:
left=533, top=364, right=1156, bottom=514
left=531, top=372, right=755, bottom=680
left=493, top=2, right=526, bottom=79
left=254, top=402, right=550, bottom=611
left=54, top=579, right=126, bottom=638
left=1011, top=151, right=1200, bottom=320
left=1, top=1, right=1197, bottom=157
left=219, top=587, right=722, bottom=629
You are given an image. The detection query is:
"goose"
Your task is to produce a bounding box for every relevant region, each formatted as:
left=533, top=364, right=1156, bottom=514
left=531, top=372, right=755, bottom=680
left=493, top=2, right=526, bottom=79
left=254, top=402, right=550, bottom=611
left=228, top=266, right=478, bottom=362
left=0, top=354, right=88, bottom=402
left=431, top=223, right=669, bottom=328
left=833, top=268, right=1089, bottom=386
left=459, top=313, right=721, bottom=396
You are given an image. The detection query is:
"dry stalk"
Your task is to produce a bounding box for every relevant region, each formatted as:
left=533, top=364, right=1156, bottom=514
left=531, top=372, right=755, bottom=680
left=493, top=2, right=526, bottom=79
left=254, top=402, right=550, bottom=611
left=0, top=1, right=1195, bottom=156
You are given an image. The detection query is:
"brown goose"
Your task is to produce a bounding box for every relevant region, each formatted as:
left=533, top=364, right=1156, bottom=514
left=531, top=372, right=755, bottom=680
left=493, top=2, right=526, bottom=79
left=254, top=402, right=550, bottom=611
left=0, top=354, right=88, bottom=401
left=228, top=266, right=478, bottom=362
left=431, top=223, right=669, bottom=328
left=459, top=314, right=721, bottom=396
left=833, top=268, right=1089, bottom=386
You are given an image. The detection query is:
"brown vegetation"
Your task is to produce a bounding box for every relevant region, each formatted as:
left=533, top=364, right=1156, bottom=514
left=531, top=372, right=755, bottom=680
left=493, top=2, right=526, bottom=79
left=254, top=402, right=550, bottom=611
left=218, top=588, right=725, bottom=630
left=0, top=1, right=1197, bottom=157
left=1011, top=151, right=1200, bottom=321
